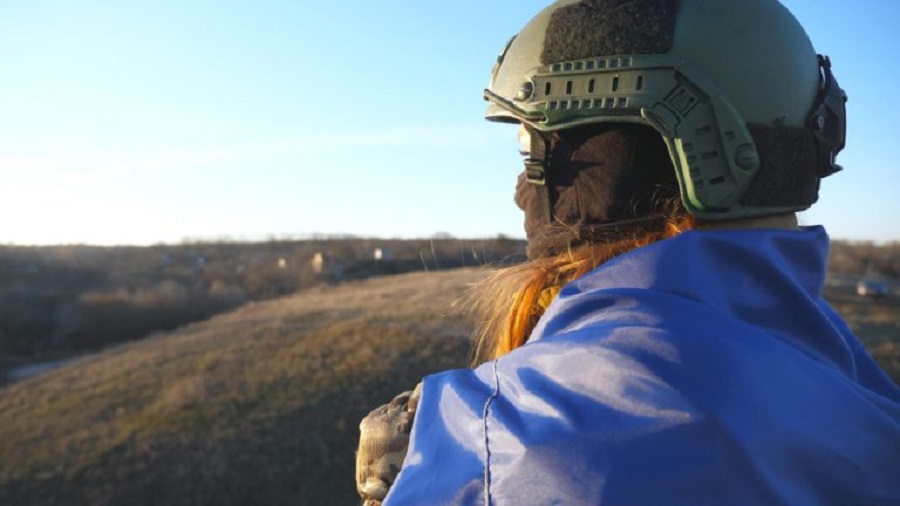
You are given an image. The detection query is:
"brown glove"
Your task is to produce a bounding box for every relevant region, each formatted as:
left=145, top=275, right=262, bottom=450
left=356, top=382, right=422, bottom=505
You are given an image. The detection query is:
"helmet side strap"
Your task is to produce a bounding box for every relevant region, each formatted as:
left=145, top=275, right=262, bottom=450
left=523, top=126, right=554, bottom=226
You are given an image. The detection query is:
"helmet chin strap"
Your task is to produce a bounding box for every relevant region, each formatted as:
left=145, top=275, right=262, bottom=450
left=522, top=124, right=554, bottom=226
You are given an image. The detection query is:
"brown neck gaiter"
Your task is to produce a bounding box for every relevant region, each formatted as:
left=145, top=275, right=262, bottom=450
left=515, top=124, right=679, bottom=259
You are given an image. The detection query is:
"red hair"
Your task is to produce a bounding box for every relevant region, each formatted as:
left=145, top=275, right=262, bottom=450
left=468, top=212, right=697, bottom=365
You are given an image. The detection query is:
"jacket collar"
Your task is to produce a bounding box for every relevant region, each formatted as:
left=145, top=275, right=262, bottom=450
left=529, top=226, right=847, bottom=366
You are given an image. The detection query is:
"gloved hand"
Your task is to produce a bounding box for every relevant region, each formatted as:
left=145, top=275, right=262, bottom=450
left=356, top=382, right=422, bottom=505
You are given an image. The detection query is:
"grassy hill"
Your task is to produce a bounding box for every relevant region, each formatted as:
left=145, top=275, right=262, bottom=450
left=0, top=267, right=896, bottom=506
left=825, top=285, right=899, bottom=381
left=0, top=268, right=485, bottom=506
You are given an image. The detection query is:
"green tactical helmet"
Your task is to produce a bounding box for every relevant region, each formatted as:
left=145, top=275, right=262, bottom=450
left=485, top=0, right=847, bottom=220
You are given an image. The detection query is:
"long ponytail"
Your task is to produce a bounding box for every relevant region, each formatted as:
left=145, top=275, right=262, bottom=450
left=468, top=208, right=696, bottom=366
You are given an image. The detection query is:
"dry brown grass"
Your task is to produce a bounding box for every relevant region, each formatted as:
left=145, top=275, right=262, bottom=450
left=0, top=268, right=486, bottom=506
left=0, top=268, right=895, bottom=506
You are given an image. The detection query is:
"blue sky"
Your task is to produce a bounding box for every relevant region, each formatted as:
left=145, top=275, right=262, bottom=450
left=0, top=0, right=897, bottom=245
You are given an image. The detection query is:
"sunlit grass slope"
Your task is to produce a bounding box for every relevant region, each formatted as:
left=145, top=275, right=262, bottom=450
left=0, top=269, right=896, bottom=506
left=0, top=268, right=486, bottom=506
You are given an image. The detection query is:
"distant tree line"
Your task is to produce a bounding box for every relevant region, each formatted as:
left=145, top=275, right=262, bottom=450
left=828, top=241, right=900, bottom=278
left=1, top=237, right=894, bottom=360
left=0, top=236, right=527, bottom=358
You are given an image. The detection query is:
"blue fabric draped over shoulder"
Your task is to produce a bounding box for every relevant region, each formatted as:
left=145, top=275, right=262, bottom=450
left=384, top=227, right=900, bottom=506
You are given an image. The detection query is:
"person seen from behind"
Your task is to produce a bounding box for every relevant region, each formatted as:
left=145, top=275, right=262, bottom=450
left=356, top=0, right=900, bottom=504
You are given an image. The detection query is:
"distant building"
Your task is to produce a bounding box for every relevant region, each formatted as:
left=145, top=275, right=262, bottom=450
left=857, top=278, right=889, bottom=298
left=311, top=252, right=325, bottom=274
left=373, top=247, right=392, bottom=261
left=309, top=251, right=344, bottom=280
left=857, top=258, right=891, bottom=298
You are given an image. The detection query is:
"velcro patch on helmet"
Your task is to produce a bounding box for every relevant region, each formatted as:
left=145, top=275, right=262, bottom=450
left=741, top=124, right=820, bottom=208
left=541, top=0, right=681, bottom=65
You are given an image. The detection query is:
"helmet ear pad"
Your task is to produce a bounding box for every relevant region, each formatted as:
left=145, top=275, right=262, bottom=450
left=742, top=123, right=820, bottom=208
left=515, top=124, right=679, bottom=257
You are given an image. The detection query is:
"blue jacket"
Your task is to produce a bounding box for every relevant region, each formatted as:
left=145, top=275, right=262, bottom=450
left=385, top=227, right=900, bottom=505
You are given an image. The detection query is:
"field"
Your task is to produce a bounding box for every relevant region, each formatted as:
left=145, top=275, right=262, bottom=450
left=0, top=268, right=483, bottom=505
left=824, top=286, right=899, bottom=380
left=0, top=265, right=897, bottom=506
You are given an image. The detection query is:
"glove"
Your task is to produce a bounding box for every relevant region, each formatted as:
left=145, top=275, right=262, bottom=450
left=356, top=383, right=422, bottom=505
